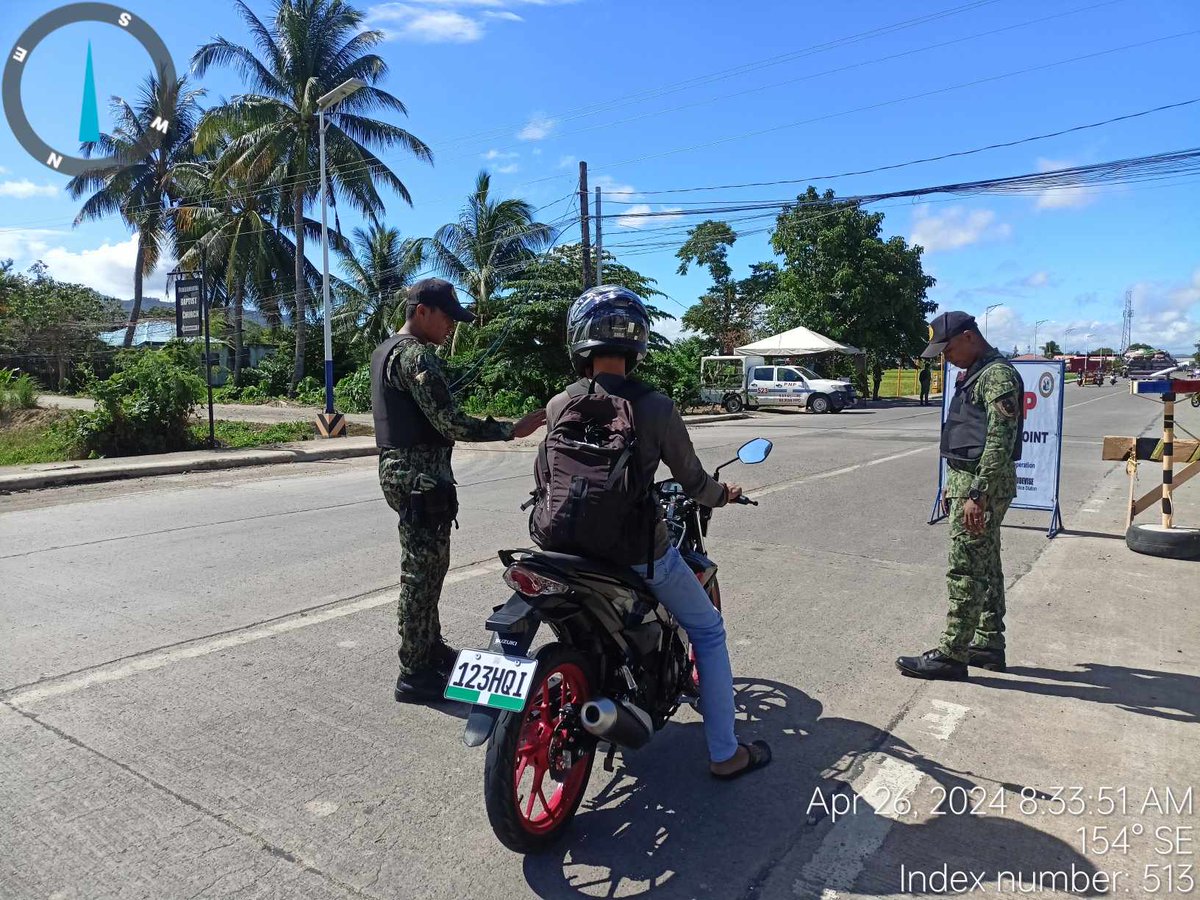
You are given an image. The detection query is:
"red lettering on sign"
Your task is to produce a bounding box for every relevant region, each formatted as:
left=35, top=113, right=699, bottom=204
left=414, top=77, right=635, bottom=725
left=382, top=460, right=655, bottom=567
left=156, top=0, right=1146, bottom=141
left=1023, top=392, right=1037, bottom=413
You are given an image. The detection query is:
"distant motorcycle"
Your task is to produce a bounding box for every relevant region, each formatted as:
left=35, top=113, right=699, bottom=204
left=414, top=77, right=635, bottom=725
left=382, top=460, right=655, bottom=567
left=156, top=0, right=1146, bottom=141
left=1191, top=393, right=1200, bottom=409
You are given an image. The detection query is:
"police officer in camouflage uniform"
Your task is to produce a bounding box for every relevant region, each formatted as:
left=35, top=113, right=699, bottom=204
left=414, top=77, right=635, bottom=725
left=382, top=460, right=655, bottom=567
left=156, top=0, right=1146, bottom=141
left=897, top=311, right=1024, bottom=681
left=372, top=279, right=546, bottom=702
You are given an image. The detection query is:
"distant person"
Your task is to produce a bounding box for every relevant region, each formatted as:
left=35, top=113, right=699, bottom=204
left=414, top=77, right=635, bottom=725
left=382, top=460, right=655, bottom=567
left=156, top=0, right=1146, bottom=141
left=371, top=279, right=545, bottom=703
left=897, top=312, right=1023, bottom=681
left=918, top=362, right=933, bottom=406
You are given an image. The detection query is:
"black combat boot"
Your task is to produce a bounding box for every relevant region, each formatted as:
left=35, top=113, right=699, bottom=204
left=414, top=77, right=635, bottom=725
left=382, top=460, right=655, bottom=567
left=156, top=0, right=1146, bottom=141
left=431, top=640, right=459, bottom=677
left=967, top=645, right=1006, bottom=672
left=395, top=667, right=448, bottom=703
left=895, top=649, right=968, bottom=681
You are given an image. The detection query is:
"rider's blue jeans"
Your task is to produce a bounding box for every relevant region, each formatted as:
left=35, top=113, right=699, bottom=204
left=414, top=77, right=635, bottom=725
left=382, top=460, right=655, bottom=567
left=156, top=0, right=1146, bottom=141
left=633, top=547, right=739, bottom=763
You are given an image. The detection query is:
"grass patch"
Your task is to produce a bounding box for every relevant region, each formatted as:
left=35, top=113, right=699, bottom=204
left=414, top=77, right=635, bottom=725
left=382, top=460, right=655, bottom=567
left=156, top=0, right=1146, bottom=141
left=193, top=419, right=374, bottom=449
left=0, top=409, right=78, bottom=466
left=1, top=410, right=375, bottom=466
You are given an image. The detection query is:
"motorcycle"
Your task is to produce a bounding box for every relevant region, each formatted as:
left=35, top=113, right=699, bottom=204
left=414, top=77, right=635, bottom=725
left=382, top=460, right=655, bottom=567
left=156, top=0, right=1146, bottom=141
left=1191, top=393, right=1200, bottom=409
left=447, top=437, right=773, bottom=853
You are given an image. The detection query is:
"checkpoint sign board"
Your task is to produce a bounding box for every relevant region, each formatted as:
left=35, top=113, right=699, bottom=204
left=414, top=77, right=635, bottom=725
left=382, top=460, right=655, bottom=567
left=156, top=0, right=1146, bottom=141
left=935, top=359, right=1065, bottom=530
left=175, top=277, right=203, bottom=338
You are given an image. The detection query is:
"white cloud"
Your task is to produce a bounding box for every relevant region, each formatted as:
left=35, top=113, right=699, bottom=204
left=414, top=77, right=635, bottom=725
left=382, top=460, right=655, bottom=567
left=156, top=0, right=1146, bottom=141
left=1023, top=271, right=1052, bottom=289
left=368, top=4, right=483, bottom=41
left=909, top=205, right=1011, bottom=253
left=0, top=230, right=174, bottom=300
left=368, top=0, right=573, bottom=43
left=936, top=269, right=1200, bottom=356
left=517, top=114, right=556, bottom=141
left=593, top=177, right=682, bottom=229
left=0, top=179, right=61, bottom=199
left=494, top=163, right=520, bottom=174
left=1034, top=158, right=1099, bottom=210
left=557, top=154, right=576, bottom=170
left=482, top=148, right=519, bottom=160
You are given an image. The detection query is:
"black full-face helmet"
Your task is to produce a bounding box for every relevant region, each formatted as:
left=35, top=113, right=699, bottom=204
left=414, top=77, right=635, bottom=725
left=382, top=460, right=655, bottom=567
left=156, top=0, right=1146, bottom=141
left=567, top=285, right=651, bottom=375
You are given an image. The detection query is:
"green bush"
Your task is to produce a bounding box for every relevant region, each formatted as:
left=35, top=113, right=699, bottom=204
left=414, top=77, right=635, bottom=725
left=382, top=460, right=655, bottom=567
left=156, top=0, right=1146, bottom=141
left=11, top=372, right=38, bottom=409
left=243, top=346, right=293, bottom=397
left=71, top=347, right=204, bottom=457
left=0, top=368, right=41, bottom=418
left=334, top=364, right=372, bottom=413
left=461, top=389, right=538, bottom=419
left=294, top=375, right=324, bottom=406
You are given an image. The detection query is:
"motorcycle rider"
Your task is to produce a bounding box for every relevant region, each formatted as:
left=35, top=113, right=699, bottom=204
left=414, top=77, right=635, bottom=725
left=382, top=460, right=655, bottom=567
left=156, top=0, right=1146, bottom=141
left=543, top=285, right=772, bottom=779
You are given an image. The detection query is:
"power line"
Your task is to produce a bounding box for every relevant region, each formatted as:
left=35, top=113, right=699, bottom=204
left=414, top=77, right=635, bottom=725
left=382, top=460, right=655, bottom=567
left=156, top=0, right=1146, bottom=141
left=587, top=28, right=1200, bottom=175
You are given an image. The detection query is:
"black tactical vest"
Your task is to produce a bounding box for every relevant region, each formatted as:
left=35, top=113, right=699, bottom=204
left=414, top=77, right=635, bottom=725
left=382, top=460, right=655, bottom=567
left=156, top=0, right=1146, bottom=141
left=370, top=335, right=453, bottom=450
left=941, top=353, right=1024, bottom=465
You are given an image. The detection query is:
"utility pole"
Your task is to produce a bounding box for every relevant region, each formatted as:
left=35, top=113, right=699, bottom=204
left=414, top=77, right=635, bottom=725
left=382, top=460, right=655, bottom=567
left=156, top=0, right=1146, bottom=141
left=579, top=160, right=593, bottom=289
left=1121, top=289, right=1134, bottom=353
left=594, top=185, right=603, bottom=285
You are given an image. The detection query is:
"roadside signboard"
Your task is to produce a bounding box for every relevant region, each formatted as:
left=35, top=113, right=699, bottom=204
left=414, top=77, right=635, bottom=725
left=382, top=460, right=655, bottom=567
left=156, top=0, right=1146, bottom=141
left=175, top=277, right=203, bottom=339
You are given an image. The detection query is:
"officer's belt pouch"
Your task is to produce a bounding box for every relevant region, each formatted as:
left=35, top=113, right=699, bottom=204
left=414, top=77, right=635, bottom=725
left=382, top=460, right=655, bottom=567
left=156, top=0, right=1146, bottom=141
left=410, top=481, right=459, bottom=526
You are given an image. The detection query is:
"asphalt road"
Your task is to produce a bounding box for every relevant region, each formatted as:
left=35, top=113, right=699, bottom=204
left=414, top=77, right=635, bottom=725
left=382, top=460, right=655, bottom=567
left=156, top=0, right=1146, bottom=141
left=3, top=384, right=1197, bottom=899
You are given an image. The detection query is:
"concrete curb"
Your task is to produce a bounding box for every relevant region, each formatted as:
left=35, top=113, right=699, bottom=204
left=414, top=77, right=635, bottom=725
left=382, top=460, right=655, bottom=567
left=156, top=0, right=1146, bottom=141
left=0, top=439, right=382, bottom=492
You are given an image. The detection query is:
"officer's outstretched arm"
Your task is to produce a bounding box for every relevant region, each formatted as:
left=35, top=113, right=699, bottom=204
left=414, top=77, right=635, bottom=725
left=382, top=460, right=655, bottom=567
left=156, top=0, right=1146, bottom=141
left=973, top=368, right=1021, bottom=495
left=404, top=350, right=515, bottom=443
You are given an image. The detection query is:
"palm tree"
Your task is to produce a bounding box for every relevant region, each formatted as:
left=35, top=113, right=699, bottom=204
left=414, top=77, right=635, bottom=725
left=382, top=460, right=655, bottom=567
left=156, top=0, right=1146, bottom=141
left=193, top=0, right=432, bottom=395
left=174, top=155, right=328, bottom=383
left=67, top=72, right=204, bottom=347
left=336, top=223, right=424, bottom=349
left=428, top=171, right=553, bottom=353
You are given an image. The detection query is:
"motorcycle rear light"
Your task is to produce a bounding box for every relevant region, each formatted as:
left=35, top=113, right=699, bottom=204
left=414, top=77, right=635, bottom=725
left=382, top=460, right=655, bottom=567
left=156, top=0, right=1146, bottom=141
left=504, top=565, right=568, bottom=597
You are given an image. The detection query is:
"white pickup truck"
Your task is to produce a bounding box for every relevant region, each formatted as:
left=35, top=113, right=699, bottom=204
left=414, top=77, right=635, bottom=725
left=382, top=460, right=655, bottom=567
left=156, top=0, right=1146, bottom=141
left=700, top=355, right=857, bottom=414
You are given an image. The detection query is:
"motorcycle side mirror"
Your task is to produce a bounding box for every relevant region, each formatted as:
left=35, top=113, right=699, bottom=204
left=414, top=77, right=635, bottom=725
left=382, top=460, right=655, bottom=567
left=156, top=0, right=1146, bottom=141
left=737, top=438, right=772, bottom=465
left=714, top=437, right=774, bottom=480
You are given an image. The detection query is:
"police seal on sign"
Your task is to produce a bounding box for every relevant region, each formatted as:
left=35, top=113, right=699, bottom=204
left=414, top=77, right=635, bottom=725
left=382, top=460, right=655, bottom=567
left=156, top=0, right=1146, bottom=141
left=1039, top=371, right=1055, bottom=398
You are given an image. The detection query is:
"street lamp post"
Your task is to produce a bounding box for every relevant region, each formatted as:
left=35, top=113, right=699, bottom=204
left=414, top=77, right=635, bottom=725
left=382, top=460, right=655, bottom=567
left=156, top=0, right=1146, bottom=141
left=315, top=78, right=366, bottom=436
left=1033, top=319, right=1048, bottom=357
left=983, top=303, right=1002, bottom=340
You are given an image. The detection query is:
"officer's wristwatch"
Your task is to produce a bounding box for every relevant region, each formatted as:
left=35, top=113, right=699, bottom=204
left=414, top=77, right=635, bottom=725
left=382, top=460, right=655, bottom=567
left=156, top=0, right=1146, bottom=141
left=967, top=488, right=984, bottom=503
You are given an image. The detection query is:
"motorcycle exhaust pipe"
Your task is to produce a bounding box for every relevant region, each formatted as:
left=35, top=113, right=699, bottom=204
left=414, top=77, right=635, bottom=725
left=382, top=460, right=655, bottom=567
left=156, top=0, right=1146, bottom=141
left=580, top=698, right=654, bottom=749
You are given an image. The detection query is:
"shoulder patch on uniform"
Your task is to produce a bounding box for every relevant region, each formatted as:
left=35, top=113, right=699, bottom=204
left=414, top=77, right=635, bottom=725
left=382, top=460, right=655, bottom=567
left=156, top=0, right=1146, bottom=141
left=994, top=396, right=1018, bottom=419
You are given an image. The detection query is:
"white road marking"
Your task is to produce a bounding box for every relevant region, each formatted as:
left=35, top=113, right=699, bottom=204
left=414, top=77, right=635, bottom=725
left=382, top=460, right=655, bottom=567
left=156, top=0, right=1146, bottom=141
left=4, top=560, right=504, bottom=708
left=1066, top=391, right=1123, bottom=409
left=795, top=757, right=926, bottom=899
left=754, top=446, right=932, bottom=499
left=790, top=698, right=970, bottom=899
left=920, top=699, right=971, bottom=740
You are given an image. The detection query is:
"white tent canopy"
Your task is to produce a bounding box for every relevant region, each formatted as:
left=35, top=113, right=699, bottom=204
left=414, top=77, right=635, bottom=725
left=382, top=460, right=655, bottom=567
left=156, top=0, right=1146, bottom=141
left=735, top=325, right=862, bottom=357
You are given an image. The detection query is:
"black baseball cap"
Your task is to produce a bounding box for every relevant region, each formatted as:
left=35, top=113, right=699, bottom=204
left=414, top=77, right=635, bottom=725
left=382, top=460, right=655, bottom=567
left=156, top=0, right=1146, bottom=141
left=406, top=278, right=474, bottom=323
left=921, top=310, right=979, bottom=358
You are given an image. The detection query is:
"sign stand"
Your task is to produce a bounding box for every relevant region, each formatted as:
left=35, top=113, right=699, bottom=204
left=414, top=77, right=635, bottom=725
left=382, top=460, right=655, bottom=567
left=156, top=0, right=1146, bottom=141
left=170, top=256, right=216, bottom=449
left=929, top=360, right=1066, bottom=538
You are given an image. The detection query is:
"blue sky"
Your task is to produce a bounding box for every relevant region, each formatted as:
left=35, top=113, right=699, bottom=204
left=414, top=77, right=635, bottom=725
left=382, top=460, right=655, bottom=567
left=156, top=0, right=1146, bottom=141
left=2, top=0, right=1198, bottom=354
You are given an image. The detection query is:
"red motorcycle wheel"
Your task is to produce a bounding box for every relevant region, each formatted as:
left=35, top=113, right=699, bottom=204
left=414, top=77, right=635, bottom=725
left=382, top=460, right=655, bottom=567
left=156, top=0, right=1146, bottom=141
left=484, top=644, right=595, bottom=853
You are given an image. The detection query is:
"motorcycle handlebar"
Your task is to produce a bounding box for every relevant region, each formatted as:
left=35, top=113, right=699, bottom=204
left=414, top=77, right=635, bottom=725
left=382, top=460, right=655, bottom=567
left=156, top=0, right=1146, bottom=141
left=733, top=495, right=758, bottom=506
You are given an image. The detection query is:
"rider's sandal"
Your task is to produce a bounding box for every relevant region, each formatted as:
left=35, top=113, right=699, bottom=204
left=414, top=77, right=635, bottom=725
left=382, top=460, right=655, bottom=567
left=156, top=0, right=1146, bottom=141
left=710, top=740, right=772, bottom=781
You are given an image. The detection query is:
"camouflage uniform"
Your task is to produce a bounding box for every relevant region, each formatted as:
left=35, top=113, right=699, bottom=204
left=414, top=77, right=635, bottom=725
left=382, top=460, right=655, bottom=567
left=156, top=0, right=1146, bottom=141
left=938, top=355, right=1021, bottom=662
left=378, top=339, right=513, bottom=676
